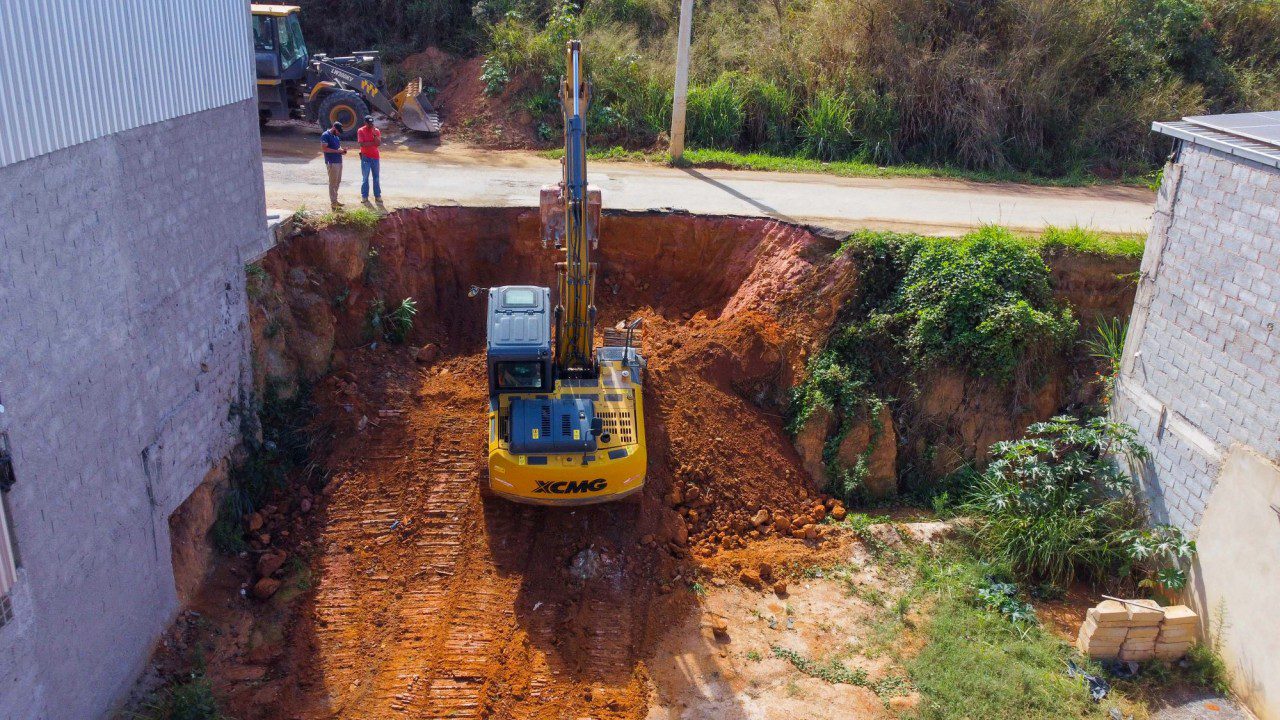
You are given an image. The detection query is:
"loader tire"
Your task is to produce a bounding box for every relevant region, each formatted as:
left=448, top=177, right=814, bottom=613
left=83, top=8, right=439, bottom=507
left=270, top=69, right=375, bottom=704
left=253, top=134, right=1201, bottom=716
left=317, top=91, right=368, bottom=140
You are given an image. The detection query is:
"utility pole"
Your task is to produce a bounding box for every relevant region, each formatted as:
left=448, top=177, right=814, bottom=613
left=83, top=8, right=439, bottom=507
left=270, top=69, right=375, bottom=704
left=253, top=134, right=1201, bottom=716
left=669, top=0, right=694, bottom=161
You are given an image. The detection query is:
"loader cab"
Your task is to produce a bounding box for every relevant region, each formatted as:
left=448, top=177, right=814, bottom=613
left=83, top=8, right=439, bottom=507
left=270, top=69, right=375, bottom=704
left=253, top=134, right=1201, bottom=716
left=486, top=286, right=553, bottom=399
left=253, top=5, right=308, bottom=124
left=252, top=6, right=308, bottom=79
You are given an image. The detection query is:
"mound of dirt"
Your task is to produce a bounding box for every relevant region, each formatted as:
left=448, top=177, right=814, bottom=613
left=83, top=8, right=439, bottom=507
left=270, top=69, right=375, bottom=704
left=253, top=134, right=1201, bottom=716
left=399, top=46, right=455, bottom=90
left=435, top=56, right=546, bottom=149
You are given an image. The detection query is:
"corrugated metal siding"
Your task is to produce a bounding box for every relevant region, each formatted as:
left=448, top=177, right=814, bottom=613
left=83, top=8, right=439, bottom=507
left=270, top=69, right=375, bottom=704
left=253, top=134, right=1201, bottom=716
left=1154, top=120, right=1280, bottom=171
left=0, top=0, right=255, bottom=168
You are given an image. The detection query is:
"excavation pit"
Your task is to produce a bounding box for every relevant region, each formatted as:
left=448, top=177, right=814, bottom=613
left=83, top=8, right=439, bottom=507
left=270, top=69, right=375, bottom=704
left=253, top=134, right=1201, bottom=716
left=195, top=206, right=1137, bottom=718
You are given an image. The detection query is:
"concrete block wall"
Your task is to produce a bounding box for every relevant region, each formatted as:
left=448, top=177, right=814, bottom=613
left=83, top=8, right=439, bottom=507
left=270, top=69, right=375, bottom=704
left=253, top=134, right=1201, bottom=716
left=0, top=99, right=268, bottom=719
left=1115, top=141, right=1280, bottom=530
left=1114, top=138, right=1280, bottom=719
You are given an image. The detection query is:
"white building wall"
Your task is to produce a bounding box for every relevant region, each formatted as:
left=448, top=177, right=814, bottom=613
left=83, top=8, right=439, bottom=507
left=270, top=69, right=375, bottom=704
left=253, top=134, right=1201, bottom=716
left=0, top=0, right=255, bottom=167
left=1115, top=139, right=1280, bottom=720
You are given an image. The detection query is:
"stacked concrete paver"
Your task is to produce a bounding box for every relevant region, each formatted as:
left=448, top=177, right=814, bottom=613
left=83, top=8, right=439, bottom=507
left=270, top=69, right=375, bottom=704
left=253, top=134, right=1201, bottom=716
left=1076, top=599, right=1198, bottom=662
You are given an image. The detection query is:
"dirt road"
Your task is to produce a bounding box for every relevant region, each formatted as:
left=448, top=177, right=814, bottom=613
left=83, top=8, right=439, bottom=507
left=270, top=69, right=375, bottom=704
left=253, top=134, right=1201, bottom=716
left=261, top=124, right=1154, bottom=236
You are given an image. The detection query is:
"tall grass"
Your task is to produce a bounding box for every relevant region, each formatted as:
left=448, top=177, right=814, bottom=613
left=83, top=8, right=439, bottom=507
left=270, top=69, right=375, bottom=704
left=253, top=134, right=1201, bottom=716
left=800, top=91, right=855, bottom=161
left=456, top=0, right=1280, bottom=177
left=686, top=77, right=745, bottom=149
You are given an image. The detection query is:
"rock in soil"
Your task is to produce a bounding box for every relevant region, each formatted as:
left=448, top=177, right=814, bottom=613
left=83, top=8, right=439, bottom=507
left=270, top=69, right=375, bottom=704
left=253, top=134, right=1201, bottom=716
left=252, top=577, right=282, bottom=600
left=569, top=548, right=603, bottom=581
left=256, top=550, right=288, bottom=578
left=705, top=612, right=730, bottom=639
left=414, top=343, right=438, bottom=364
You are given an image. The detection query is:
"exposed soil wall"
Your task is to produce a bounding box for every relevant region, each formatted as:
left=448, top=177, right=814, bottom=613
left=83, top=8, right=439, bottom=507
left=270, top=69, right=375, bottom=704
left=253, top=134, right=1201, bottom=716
left=252, top=206, right=1138, bottom=502
left=167, top=460, right=231, bottom=607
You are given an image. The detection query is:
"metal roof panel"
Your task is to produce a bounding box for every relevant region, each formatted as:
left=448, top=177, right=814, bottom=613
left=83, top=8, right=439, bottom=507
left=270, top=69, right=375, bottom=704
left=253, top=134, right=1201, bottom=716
left=1154, top=117, right=1280, bottom=171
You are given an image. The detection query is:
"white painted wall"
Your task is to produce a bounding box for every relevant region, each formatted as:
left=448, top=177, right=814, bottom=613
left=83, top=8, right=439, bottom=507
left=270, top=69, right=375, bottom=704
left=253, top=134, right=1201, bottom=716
left=1191, top=447, right=1280, bottom=720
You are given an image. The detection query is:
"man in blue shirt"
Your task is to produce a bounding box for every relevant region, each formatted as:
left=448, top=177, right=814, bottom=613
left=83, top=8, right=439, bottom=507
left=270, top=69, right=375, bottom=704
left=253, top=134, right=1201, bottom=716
left=320, top=122, right=348, bottom=209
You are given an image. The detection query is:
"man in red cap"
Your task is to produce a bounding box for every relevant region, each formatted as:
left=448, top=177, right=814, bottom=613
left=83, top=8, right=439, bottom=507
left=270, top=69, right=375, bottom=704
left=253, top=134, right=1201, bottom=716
left=357, top=115, right=383, bottom=204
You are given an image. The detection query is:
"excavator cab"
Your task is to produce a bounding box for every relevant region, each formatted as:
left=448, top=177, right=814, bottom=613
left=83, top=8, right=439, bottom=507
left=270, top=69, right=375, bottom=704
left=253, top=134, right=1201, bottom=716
left=482, top=42, right=647, bottom=505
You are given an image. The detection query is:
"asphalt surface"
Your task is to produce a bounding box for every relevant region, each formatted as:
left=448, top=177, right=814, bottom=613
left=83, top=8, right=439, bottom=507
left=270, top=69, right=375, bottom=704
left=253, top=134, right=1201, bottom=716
left=261, top=125, right=1155, bottom=236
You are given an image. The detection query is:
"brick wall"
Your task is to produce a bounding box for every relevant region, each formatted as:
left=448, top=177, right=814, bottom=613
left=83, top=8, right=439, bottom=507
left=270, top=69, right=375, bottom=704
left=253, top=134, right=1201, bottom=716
left=0, top=99, right=268, bottom=719
left=1114, top=141, right=1280, bottom=530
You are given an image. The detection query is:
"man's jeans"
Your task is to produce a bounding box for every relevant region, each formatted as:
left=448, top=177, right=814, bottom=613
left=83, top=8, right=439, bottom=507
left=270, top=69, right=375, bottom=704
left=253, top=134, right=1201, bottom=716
left=361, top=156, right=382, bottom=200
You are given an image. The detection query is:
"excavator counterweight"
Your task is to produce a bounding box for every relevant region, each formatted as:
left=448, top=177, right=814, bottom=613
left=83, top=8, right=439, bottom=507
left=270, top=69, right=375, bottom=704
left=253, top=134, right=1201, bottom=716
left=481, top=41, right=648, bottom=505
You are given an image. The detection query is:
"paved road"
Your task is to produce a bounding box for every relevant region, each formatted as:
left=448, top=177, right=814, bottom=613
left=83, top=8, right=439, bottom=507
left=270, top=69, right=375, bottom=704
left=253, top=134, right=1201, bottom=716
left=261, top=127, right=1154, bottom=236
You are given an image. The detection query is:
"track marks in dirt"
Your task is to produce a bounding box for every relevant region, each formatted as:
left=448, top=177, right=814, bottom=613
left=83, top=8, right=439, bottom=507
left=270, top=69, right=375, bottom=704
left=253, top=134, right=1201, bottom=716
left=282, top=352, right=657, bottom=720
left=301, top=355, right=515, bottom=719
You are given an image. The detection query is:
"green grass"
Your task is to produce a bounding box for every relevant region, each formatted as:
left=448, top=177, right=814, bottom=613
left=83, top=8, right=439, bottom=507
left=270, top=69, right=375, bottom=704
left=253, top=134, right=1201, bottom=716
left=302, top=206, right=382, bottom=231
left=792, top=542, right=1229, bottom=718
left=1035, top=226, right=1146, bottom=259
left=130, top=674, right=227, bottom=720
left=540, top=147, right=1154, bottom=188
left=899, top=547, right=1135, bottom=719
left=906, top=596, right=1117, bottom=720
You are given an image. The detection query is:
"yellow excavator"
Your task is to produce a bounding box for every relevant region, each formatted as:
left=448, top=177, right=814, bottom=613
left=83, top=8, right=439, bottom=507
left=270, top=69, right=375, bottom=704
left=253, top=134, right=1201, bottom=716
left=479, top=41, right=647, bottom=505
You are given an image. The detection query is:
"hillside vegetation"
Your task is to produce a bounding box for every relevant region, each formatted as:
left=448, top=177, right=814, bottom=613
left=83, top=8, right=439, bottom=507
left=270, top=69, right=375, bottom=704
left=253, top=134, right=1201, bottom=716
left=297, top=0, right=1280, bottom=178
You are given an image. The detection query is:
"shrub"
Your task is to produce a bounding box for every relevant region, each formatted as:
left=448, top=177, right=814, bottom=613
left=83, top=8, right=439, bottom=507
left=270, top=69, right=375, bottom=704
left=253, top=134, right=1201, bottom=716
left=974, top=578, right=1039, bottom=631
left=1083, top=316, right=1128, bottom=405
left=799, top=90, right=856, bottom=161
left=963, top=415, right=1194, bottom=587
left=481, top=55, right=511, bottom=95
left=369, top=297, right=419, bottom=344
left=687, top=76, right=745, bottom=149
left=131, top=674, right=226, bottom=720
left=893, top=227, right=1076, bottom=380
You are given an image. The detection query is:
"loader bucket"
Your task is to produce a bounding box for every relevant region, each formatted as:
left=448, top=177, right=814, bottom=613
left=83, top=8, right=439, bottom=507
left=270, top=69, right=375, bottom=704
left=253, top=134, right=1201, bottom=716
left=394, top=78, right=441, bottom=134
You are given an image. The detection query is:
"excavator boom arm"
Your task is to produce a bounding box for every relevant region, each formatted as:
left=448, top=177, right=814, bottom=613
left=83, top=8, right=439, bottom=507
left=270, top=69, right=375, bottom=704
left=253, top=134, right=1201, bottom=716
left=554, top=41, right=597, bottom=372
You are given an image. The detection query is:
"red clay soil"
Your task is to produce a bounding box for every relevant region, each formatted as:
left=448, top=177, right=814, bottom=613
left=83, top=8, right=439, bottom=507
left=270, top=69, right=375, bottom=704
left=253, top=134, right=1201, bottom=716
left=173, top=207, right=1136, bottom=718
left=435, top=56, right=546, bottom=149
left=196, top=208, right=861, bottom=719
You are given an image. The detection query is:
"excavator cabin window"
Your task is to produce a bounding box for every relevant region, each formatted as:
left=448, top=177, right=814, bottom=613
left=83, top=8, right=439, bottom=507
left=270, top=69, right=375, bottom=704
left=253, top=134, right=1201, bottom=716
left=496, top=361, right=544, bottom=390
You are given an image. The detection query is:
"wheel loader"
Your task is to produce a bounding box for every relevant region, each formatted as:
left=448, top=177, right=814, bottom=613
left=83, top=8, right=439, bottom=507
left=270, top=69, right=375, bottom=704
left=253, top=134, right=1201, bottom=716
left=252, top=4, right=440, bottom=139
left=480, top=41, right=648, bottom=505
